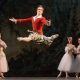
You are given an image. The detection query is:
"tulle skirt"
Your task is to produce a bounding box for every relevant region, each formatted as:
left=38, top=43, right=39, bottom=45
left=58, top=53, right=74, bottom=72
left=71, top=54, right=80, bottom=72
left=0, top=51, right=9, bottom=73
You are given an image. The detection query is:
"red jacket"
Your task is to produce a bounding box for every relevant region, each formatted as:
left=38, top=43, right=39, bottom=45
left=16, top=16, right=47, bottom=35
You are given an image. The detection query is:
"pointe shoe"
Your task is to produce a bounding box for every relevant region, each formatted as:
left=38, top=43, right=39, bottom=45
left=76, top=73, right=79, bottom=79
left=66, top=75, right=69, bottom=78
left=78, top=77, right=80, bottom=79
left=1, top=76, right=5, bottom=78
left=76, top=76, right=79, bottom=79
left=1, top=74, right=5, bottom=78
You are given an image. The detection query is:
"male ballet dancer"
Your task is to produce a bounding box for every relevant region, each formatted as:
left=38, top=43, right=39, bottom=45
left=9, top=5, right=59, bottom=45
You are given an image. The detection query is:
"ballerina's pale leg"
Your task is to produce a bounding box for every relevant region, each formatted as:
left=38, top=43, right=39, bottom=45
left=66, top=72, right=69, bottom=78
left=57, top=71, right=62, bottom=78
left=0, top=73, right=4, bottom=78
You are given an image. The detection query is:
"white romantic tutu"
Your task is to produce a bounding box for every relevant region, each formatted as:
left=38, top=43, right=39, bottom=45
left=72, top=45, right=80, bottom=72
left=58, top=53, right=74, bottom=72
left=71, top=54, right=80, bottom=72
left=0, top=51, right=9, bottom=73
left=70, top=45, right=80, bottom=72
left=76, top=54, right=80, bottom=72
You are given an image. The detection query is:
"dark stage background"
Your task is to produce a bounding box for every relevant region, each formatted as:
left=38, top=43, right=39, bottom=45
left=0, top=0, right=80, bottom=77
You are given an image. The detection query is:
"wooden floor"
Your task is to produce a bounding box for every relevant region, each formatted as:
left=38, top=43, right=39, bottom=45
left=1, top=77, right=79, bottom=80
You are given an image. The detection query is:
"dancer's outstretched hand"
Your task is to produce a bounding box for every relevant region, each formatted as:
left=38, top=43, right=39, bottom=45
left=27, top=29, right=31, bottom=32
left=46, top=19, right=51, bottom=26
left=27, top=29, right=33, bottom=33
left=9, top=17, right=17, bottom=23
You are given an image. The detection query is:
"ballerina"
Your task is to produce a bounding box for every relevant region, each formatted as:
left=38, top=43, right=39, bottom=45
left=0, top=33, right=9, bottom=78
left=57, top=37, right=76, bottom=78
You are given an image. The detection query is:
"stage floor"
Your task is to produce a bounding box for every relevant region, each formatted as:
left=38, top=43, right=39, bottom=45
left=2, top=77, right=79, bottom=80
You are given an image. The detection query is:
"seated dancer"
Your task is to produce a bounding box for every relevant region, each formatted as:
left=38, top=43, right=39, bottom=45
left=57, top=37, right=76, bottom=78
left=9, top=5, right=59, bottom=45
left=0, top=34, right=9, bottom=78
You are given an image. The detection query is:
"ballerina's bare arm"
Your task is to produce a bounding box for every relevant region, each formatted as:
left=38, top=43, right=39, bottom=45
left=72, top=45, right=77, bottom=54
left=0, top=40, right=7, bottom=49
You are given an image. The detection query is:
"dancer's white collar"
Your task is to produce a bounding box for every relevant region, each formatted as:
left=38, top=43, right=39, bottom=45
left=33, top=15, right=42, bottom=21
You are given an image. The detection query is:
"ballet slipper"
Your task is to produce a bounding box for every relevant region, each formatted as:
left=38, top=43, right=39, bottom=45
left=66, top=75, right=69, bottom=78
left=76, top=73, right=79, bottom=79
left=76, top=75, right=79, bottom=78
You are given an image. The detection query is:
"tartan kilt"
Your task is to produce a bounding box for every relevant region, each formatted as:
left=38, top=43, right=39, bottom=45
left=29, top=32, right=43, bottom=41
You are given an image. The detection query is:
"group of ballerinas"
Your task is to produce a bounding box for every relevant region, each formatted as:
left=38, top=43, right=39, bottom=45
left=57, top=37, right=80, bottom=78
